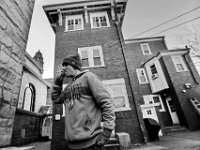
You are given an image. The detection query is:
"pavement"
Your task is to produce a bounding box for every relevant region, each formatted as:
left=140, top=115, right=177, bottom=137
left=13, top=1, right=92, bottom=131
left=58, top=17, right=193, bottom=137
left=1, top=130, right=200, bottom=150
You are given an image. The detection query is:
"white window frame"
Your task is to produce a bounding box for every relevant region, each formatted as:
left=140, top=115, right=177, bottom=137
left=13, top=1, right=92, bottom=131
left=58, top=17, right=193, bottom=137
left=65, top=15, right=84, bottom=32
left=136, top=68, right=148, bottom=84
left=150, top=64, right=159, bottom=80
left=143, top=95, right=165, bottom=112
left=102, top=78, right=131, bottom=112
left=140, top=43, right=152, bottom=55
left=90, top=12, right=110, bottom=29
left=78, top=46, right=105, bottom=68
left=171, top=55, right=188, bottom=72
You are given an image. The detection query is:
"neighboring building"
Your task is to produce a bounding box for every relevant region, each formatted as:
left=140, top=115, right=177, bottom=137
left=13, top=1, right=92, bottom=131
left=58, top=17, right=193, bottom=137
left=18, top=51, right=50, bottom=113
left=11, top=51, right=52, bottom=146
left=43, top=0, right=146, bottom=149
left=0, top=0, right=35, bottom=147
left=125, top=36, right=200, bottom=135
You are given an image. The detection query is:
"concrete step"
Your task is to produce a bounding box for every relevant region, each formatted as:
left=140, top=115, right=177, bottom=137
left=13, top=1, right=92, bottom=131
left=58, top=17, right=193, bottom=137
left=104, top=137, right=121, bottom=150
left=163, top=126, right=188, bottom=135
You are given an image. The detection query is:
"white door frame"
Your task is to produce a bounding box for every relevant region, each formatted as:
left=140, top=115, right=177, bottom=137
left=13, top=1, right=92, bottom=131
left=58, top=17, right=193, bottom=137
left=166, top=97, right=180, bottom=124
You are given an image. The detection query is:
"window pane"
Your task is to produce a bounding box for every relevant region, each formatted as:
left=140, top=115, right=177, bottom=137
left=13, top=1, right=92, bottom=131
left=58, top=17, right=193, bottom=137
left=74, top=18, right=82, bottom=30
left=94, top=57, right=101, bottom=66
left=140, top=76, right=146, bottom=83
left=82, top=58, right=89, bottom=67
left=177, top=64, right=184, bottom=71
left=93, top=17, right=100, bottom=27
left=68, top=20, right=74, bottom=31
left=81, top=51, right=88, bottom=59
left=153, top=96, right=160, bottom=103
left=112, top=86, right=123, bottom=97
left=93, top=49, right=100, bottom=57
left=100, top=16, right=107, bottom=26
left=113, top=97, right=125, bottom=108
left=150, top=64, right=158, bottom=74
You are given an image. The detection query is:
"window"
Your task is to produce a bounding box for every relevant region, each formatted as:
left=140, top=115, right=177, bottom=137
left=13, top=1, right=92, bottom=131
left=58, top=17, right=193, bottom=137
left=143, top=95, right=165, bottom=112
left=90, top=12, right=110, bottom=28
left=150, top=64, right=159, bottom=79
left=136, top=68, right=148, bottom=84
left=78, top=46, right=105, bottom=68
left=65, top=15, right=84, bottom=31
left=171, top=55, right=188, bottom=72
left=140, top=43, right=151, bottom=55
left=102, top=78, right=131, bottom=112
left=19, top=83, right=36, bottom=112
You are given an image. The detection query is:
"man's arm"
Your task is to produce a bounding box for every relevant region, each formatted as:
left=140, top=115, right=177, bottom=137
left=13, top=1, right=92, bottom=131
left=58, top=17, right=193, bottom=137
left=51, top=75, right=66, bottom=104
left=86, top=72, right=116, bottom=130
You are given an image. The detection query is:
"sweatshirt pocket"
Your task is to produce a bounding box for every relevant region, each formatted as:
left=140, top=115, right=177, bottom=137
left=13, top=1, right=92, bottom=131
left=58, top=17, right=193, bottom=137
left=84, top=113, right=95, bottom=132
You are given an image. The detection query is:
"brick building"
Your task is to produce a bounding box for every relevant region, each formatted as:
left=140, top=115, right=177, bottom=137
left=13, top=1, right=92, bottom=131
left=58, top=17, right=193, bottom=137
left=43, top=0, right=146, bottom=149
left=0, top=0, right=35, bottom=147
left=125, top=36, right=200, bottom=135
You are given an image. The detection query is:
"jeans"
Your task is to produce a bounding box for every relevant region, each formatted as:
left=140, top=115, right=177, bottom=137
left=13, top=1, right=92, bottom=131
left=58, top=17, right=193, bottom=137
left=68, top=144, right=105, bottom=150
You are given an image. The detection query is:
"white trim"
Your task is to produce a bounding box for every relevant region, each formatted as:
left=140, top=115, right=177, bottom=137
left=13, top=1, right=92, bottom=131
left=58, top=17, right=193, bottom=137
left=171, top=55, right=188, bottom=72
left=136, top=68, right=148, bottom=84
left=78, top=45, right=105, bottom=68
left=143, top=95, right=166, bottom=112
left=140, top=43, right=152, bottom=55
left=90, top=12, right=110, bottom=29
left=157, top=49, right=188, bottom=59
left=102, top=78, right=131, bottom=112
left=125, top=37, right=163, bottom=44
left=43, top=0, right=127, bottom=11
left=65, top=14, right=84, bottom=32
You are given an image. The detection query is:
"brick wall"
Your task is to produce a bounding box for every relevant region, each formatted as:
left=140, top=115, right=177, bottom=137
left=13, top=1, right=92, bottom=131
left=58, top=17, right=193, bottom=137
left=162, top=53, right=200, bottom=130
left=11, top=109, right=44, bottom=146
left=0, top=0, right=35, bottom=147
left=51, top=11, right=144, bottom=149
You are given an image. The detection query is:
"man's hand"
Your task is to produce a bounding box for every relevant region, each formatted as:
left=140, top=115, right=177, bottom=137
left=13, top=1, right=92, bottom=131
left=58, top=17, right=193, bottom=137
left=54, top=70, right=66, bottom=86
left=96, top=128, right=112, bottom=145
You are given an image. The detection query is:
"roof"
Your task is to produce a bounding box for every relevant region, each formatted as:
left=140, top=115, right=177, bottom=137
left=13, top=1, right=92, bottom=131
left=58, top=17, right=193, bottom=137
left=125, top=36, right=165, bottom=44
left=38, top=105, right=52, bottom=114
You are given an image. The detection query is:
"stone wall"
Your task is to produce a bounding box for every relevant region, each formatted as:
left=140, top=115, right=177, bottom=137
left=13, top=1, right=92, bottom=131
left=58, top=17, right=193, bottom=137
left=0, top=0, right=35, bottom=147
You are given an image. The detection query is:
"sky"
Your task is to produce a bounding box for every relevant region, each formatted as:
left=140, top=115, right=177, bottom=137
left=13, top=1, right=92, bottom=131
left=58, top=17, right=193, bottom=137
left=26, top=0, right=200, bottom=79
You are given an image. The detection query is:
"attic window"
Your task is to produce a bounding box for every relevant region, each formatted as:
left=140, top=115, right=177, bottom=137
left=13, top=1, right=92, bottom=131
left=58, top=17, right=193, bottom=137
left=90, top=12, right=110, bottom=28
left=65, top=15, right=84, bottom=32
left=140, top=43, right=152, bottom=55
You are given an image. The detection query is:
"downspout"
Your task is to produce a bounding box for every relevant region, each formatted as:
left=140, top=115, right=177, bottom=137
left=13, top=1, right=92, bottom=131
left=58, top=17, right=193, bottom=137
left=183, top=48, right=199, bottom=85
left=114, top=21, right=148, bottom=144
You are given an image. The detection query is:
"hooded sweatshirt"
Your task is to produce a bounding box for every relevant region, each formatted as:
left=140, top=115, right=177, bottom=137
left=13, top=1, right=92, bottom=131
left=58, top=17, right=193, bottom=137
left=51, top=70, right=115, bottom=149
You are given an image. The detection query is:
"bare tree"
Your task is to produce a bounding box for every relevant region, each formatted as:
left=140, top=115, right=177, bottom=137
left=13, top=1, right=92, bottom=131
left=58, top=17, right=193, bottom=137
left=175, top=22, right=200, bottom=75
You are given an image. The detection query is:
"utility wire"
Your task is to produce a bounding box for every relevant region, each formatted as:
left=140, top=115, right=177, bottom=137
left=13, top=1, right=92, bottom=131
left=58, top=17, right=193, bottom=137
left=151, top=16, right=200, bottom=36
left=130, top=6, right=200, bottom=38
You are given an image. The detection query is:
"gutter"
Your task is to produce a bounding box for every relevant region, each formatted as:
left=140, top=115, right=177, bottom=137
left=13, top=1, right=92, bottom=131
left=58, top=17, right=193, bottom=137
left=114, top=20, right=147, bottom=143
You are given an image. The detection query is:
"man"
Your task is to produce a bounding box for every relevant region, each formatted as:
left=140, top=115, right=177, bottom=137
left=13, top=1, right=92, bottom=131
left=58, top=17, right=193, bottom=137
left=51, top=54, right=116, bottom=150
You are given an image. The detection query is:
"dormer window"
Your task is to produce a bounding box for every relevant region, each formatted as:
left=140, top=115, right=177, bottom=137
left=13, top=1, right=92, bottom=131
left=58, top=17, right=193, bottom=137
left=140, top=43, right=152, bottom=55
left=150, top=64, right=159, bottom=79
left=65, top=15, right=84, bottom=32
left=90, top=12, right=110, bottom=28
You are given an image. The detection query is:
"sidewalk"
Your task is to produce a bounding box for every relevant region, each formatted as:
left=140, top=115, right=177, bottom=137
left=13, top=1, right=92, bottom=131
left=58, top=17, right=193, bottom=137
left=1, top=130, right=200, bottom=150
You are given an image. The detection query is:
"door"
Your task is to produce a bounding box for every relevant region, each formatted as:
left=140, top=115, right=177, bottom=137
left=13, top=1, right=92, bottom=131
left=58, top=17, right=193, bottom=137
left=166, top=97, right=180, bottom=124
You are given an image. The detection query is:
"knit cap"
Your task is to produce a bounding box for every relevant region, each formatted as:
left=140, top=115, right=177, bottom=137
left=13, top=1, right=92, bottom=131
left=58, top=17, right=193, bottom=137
left=62, top=54, right=82, bottom=70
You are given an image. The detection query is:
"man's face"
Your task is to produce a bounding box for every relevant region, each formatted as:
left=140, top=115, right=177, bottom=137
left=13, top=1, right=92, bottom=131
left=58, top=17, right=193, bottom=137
left=62, top=65, right=75, bottom=77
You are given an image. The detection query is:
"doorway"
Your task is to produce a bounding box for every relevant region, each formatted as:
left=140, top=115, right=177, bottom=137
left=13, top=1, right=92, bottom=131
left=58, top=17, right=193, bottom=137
left=166, top=97, right=180, bottom=124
